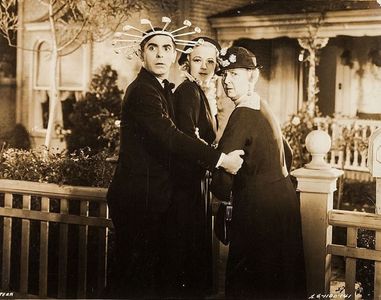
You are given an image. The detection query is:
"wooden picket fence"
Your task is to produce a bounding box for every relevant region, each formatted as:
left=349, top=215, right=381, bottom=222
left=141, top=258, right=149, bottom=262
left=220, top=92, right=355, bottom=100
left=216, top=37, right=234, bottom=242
left=1, top=153, right=380, bottom=299
left=0, top=179, right=111, bottom=298
left=327, top=208, right=381, bottom=298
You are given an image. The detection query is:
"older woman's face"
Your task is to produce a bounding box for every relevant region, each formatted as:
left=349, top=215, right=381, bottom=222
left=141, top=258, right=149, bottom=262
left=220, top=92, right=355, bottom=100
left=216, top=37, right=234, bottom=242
left=189, top=42, right=217, bottom=83
left=222, top=68, right=251, bottom=101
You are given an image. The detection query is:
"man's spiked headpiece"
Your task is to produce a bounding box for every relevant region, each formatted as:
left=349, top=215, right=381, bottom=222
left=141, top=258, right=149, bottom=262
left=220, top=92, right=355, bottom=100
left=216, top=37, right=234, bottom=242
left=112, top=17, right=202, bottom=59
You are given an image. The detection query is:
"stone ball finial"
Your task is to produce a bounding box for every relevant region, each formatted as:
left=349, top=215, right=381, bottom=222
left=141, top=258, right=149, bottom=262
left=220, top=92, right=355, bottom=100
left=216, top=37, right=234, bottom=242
left=305, top=130, right=332, bottom=170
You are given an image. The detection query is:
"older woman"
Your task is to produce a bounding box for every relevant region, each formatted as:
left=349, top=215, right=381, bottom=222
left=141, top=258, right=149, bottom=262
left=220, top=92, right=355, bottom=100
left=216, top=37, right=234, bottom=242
left=167, top=37, right=221, bottom=297
left=211, top=46, right=306, bottom=299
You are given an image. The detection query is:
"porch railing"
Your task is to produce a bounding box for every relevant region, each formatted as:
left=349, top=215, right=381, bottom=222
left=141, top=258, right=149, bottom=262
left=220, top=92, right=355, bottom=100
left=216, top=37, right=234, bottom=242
left=0, top=179, right=111, bottom=298
left=314, top=117, right=381, bottom=181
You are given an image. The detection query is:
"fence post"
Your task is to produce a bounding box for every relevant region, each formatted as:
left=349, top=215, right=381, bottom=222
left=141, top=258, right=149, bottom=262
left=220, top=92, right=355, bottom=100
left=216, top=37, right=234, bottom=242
left=291, top=130, right=343, bottom=296
left=367, top=128, right=381, bottom=298
left=376, top=177, right=381, bottom=298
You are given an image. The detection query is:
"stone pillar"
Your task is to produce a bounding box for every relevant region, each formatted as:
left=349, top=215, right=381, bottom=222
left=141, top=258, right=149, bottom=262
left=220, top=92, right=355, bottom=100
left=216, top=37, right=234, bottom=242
left=291, top=130, right=343, bottom=295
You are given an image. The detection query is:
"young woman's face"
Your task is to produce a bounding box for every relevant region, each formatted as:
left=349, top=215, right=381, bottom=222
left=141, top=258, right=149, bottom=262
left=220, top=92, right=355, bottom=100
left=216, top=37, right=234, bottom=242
left=222, top=68, right=252, bottom=101
left=189, top=42, right=217, bottom=83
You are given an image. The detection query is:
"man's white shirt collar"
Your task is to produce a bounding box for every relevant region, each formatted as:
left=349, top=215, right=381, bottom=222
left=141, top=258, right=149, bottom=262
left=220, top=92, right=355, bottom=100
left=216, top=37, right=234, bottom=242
left=155, top=77, right=165, bottom=88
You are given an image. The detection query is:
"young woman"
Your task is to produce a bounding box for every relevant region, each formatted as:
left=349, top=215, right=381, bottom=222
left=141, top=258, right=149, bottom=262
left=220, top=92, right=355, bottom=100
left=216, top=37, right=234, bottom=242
left=211, top=46, right=307, bottom=299
left=169, top=37, right=221, bottom=297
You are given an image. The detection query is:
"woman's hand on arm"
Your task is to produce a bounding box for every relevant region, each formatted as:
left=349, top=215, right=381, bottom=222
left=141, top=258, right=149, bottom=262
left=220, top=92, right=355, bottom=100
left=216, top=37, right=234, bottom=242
left=219, top=150, right=244, bottom=174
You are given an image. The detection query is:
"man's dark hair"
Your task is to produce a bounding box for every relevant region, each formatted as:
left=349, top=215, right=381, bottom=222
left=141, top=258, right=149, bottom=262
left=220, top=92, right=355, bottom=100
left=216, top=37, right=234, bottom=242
left=140, top=27, right=176, bottom=51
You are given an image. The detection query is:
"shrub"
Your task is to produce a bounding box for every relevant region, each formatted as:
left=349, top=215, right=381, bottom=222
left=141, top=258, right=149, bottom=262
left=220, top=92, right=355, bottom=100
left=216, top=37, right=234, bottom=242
left=66, top=65, right=122, bottom=154
left=1, top=123, right=31, bottom=150
left=100, top=112, right=120, bottom=154
left=282, top=106, right=331, bottom=170
left=341, top=179, right=376, bottom=210
left=0, top=147, right=114, bottom=187
left=357, top=229, right=375, bottom=300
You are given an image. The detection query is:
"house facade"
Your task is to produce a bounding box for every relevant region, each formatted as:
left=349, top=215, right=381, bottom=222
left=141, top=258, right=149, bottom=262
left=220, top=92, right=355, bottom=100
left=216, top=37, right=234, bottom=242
left=209, top=1, right=381, bottom=123
left=15, top=0, right=251, bottom=149
left=14, top=0, right=381, bottom=149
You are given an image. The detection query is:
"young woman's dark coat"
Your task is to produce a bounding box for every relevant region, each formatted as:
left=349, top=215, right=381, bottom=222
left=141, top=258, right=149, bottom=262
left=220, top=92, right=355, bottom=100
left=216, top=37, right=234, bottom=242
left=168, top=79, right=216, bottom=296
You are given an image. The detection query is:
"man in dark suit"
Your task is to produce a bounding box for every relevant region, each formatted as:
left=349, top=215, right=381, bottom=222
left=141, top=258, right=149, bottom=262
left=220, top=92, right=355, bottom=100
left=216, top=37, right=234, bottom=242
left=106, top=28, right=244, bottom=298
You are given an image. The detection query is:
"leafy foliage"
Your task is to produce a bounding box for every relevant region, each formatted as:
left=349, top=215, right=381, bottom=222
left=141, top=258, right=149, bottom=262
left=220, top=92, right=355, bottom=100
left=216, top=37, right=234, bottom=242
left=282, top=106, right=331, bottom=170
left=100, top=112, right=120, bottom=153
left=341, top=179, right=376, bottom=209
left=0, top=147, right=114, bottom=187
left=66, top=64, right=121, bottom=154
left=357, top=229, right=375, bottom=300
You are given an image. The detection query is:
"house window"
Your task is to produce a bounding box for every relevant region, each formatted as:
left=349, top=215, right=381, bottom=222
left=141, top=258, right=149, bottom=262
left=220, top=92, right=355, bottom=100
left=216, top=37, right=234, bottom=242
left=32, top=40, right=89, bottom=132
left=35, top=41, right=50, bottom=88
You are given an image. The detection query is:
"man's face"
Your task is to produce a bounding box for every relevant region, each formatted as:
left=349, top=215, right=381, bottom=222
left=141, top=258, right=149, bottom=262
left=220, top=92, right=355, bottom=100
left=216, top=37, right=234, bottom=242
left=141, top=35, right=176, bottom=79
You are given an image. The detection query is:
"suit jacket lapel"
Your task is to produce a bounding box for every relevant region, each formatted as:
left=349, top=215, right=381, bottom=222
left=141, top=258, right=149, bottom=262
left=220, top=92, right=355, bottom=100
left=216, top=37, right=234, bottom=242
left=166, top=92, right=175, bottom=119
left=138, top=68, right=174, bottom=119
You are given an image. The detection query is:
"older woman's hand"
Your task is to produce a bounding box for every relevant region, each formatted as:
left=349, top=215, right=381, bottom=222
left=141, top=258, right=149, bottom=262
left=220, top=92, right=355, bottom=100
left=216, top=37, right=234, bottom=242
left=220, top=149, right=244, bottom=174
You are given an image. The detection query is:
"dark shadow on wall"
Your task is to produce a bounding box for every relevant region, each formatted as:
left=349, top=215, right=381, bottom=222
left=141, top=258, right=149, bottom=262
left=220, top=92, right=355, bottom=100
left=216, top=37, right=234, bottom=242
left=233, top=37, right=299, bottom=82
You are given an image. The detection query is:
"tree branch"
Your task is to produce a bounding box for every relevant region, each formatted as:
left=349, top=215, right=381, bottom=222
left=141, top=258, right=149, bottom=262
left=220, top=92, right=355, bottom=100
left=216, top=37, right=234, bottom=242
left=51, top=2, right=67, bottom=19
left=56, top=2, right=94, bottom=52
left=36, top=0, right=50, bottom=7
left=0, top=0, right=17, bottom=46
left=57, top=17, right=89, bottom=52
left=59, top=39, right=83, bottom=56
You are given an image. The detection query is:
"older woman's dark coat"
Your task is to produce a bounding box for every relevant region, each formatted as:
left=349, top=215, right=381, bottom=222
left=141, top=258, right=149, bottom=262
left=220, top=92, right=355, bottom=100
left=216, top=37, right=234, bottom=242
left=212, top=107, right=306, bottom=299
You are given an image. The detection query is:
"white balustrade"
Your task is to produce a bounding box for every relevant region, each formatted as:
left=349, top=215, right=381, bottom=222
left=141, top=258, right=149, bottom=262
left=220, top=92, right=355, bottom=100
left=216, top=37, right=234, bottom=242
left=314, top=117, right=381, bottom=175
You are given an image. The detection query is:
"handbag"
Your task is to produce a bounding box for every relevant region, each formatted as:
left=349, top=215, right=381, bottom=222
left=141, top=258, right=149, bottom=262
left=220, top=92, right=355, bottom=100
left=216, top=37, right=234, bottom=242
left=211, top=169, right=234, bottom=245
left=214, top=193, right=233, bottom=245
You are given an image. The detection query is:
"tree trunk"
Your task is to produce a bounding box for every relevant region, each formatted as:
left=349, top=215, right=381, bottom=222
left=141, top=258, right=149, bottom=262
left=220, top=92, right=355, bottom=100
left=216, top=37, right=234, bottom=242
left=44, top=1, right=59, bottom=149
left=44, top=48, right=59, bottom=149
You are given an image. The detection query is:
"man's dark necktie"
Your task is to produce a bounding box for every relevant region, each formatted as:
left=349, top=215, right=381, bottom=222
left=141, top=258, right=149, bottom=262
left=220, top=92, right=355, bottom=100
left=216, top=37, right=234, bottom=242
left=163, top=79, right=175, bottom=118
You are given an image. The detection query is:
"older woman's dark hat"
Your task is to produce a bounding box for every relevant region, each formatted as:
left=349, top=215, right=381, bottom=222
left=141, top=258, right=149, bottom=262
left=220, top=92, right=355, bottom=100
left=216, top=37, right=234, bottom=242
left=178, top=37, right=221, bottom=66
left=216, top=46, right=262, bottom=75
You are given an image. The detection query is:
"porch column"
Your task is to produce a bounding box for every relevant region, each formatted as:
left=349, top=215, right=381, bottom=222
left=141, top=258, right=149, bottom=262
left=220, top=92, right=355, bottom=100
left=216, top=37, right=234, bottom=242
left=297, top=37, right=329, bottom=116
left=291, top=130, right=343, bottom=296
